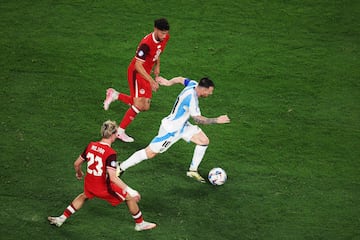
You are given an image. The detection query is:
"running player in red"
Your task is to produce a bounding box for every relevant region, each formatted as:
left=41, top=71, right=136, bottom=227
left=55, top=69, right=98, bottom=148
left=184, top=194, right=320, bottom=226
left=48, top=120, right=156, bottom=232
left=103, top=18, right=170, bottom=142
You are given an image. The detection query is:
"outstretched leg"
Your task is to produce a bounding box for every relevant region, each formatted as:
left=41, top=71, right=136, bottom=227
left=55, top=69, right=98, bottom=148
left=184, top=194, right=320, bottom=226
left=48, top=193, right=88, bottom=227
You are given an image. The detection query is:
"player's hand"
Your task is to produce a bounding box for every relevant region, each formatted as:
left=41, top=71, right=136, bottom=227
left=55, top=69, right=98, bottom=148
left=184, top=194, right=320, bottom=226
left=132, top=193, right=141, bottom=202
left=76, top=171, right=84, bottom=180
left=126, top=186, right=141, bottom=202
left=217, top=115, right=230, bottom=124
left=151, top=80, right=159, bottom=92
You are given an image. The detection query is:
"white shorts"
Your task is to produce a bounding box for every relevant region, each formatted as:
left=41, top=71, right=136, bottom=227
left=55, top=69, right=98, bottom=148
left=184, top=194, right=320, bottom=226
left=148, top=122, right=201, bottom=153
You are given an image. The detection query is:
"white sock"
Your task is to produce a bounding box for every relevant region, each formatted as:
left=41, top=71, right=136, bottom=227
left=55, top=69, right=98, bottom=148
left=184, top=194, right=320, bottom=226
left=120, top=149, right=148, bottom=171
left=113, top=90, right=119, bottom=99
left=189, top=145, right=208, bottom=171
left=117, top=127, right=125, bottom=134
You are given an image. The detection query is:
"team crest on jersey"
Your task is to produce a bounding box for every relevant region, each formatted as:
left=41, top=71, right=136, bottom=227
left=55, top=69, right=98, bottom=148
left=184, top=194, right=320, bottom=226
left=140, top=89, right=145, bottom=94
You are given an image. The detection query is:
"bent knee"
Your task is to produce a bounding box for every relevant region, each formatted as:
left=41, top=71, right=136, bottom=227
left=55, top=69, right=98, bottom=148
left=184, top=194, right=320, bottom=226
left=199, top=136, right=210, bottom=145
left=134, top=102, right=151, bottom=111
left=140, top=104, right=150, bottom=111
left=134, top=98, right=151, bottom=111
left=145, top=147, right=157, bottom=159
left=125, top=194, right=136, bottom=201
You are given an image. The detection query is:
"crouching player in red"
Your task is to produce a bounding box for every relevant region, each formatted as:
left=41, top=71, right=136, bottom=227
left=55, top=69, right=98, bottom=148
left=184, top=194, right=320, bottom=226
left=48, top=120, right=156, bottom=231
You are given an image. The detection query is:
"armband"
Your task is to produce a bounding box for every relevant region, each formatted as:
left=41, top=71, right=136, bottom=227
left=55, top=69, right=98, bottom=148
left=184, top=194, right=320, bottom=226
left=184, top=78, right=190, bottom=86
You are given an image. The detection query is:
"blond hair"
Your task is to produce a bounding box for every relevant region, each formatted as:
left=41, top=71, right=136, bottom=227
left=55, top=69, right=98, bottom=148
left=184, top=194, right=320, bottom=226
left=101, top=120, right=117, bottom=138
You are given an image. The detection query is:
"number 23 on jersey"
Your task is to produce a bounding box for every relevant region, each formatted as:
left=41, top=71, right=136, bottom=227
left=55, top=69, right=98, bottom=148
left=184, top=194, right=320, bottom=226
left=86, top=152, right=103, bottom=176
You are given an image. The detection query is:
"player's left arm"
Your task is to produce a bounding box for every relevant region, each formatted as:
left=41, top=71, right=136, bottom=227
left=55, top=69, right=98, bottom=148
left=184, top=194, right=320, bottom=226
left=108, top=167, right=128, bottom=189
left=107, top=167, right=141, bottom=201
left=156, top=76, right=186, bottom=86
left=135, top=60, right=159, bottom=91
left=192, top=115, right=230, bottom=125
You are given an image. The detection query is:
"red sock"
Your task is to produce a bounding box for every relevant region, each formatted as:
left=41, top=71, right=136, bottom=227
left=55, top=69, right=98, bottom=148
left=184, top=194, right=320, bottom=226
left=119, top=106, right=139, bottom=129
left=118, top=93, right=133, bottom=105
left=132, top=210, right=143, bottom=224
left=63, top=204, right=77, bottom=218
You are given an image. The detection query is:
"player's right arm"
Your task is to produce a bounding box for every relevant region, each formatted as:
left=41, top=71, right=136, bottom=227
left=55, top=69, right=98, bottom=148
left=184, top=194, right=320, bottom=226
left=192, top=115, right=231, bottom=125
left=74, top=155, right=85, bottom=180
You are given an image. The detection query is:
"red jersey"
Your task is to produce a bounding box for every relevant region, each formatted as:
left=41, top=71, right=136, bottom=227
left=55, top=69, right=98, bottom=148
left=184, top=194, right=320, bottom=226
left=81, top=141, right=117, bottom=194
left=129, top=32, right=170, bottom=73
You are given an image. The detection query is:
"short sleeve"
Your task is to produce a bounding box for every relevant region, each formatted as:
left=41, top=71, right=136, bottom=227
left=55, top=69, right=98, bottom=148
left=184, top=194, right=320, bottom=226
left=80, top=145, right=88, bottom=160
left=136, top=44, right=150, bottom=61
left=106, top=154, right=117, bottom=169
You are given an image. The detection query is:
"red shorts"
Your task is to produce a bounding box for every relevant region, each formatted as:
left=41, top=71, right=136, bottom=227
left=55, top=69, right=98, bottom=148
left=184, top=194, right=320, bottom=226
left=84, top=182, right=127, bottom=206
left=127, top=66, right=152, bottom=99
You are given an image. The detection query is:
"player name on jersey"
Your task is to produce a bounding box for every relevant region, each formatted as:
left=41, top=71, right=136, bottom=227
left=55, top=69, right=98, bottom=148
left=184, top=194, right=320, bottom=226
left=91, top=145, right=105, bottom=155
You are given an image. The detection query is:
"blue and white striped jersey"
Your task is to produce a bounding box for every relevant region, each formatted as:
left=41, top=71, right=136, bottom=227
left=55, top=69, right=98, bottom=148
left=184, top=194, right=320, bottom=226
left=161, top=79, right=201, bottom=132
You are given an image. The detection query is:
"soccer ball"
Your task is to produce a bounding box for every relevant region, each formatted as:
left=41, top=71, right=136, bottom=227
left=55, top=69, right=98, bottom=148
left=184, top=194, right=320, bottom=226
left=208, top=167, right=227, bottom=185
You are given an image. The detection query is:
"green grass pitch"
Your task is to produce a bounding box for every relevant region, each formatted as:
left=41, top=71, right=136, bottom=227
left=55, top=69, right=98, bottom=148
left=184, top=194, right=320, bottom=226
left=0, top=1, right=359, bottom=239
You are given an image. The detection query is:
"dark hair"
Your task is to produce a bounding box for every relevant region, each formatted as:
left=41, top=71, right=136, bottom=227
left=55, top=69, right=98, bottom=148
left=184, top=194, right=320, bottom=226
left=154, top=18, right=170, bottom=31
left=198, top=77, right=215, bottom=88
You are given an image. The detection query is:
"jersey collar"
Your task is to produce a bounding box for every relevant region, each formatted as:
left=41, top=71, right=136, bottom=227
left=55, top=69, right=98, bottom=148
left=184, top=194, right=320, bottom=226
left=99, top=141, right=110, bottom=147
left=152, top=32, right=160, bottom=44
